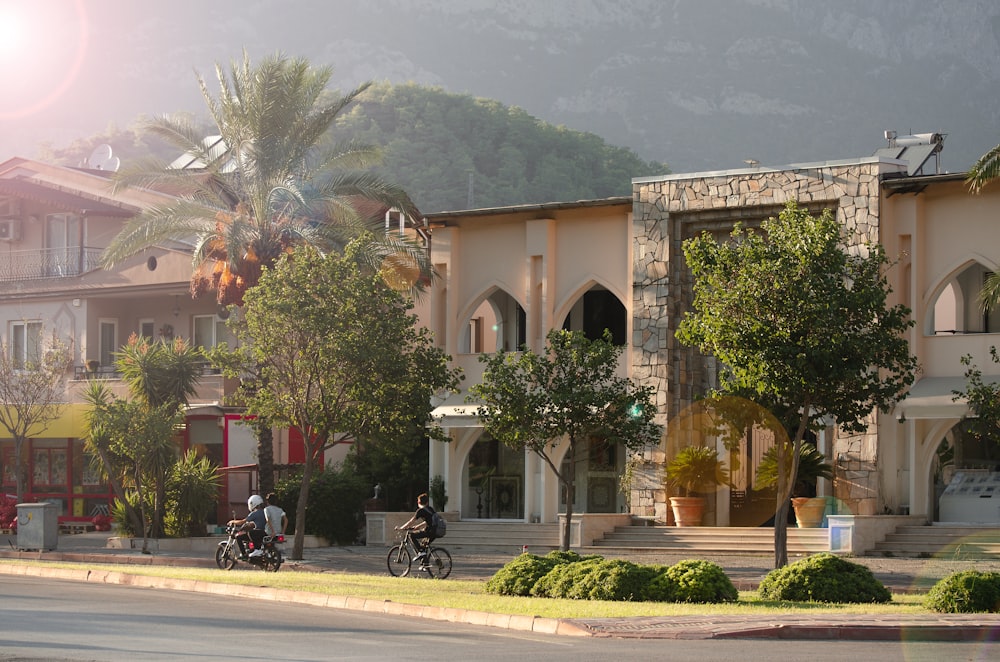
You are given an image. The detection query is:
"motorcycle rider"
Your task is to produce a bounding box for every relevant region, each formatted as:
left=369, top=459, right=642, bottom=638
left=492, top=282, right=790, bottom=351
left=228, top=495, right=267, bottom=559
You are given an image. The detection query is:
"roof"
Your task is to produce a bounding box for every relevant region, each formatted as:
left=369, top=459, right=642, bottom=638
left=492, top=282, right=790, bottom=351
left=894, top=376, right=1000, bottom=420
left=424, top=196, right=632, bottom=222
left=0, top=178, right=136, bottom=217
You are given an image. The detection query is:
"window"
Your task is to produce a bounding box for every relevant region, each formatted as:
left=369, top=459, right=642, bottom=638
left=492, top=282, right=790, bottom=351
left=139, top=318, right=155, bottom=340
left=10, top=320, right=42, bottom=369
left=45, top=213, right=82, bottom=276
left=99, top=319, right=117, bottom=367
left=193, top=314, right=230, bottom=350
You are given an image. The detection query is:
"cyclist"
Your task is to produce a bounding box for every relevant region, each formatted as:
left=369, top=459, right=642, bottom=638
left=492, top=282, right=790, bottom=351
left=395, top=492, right=436, bottom=564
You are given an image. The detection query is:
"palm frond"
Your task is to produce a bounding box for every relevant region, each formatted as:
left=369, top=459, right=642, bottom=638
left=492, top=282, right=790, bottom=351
left=967, top=143, right=1000, bottom=193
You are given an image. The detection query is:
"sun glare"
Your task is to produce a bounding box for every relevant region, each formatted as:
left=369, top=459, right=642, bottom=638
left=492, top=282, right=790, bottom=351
left=0, top=0, right=89, bottom=120
left=0, top=4, right=27, bottom=53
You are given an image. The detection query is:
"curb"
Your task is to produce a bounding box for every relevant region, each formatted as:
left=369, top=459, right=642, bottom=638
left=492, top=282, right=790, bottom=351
left=3, top=558, right=1000, bottom=641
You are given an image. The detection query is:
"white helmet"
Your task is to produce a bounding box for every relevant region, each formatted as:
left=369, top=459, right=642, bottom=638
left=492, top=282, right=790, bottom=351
left=247, top=494, right=264, bottom=511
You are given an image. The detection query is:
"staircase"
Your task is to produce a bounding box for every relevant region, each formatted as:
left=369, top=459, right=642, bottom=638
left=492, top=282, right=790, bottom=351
left=585, top=525, right=830, bottom=555
left=866, top=524, right=1000, bottom=559
left=442, top=521, right=561, bottom=555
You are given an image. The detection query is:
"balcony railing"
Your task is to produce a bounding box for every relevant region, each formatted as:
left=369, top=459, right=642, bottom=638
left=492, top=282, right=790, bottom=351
left=0, top=246, right=102, bottom=282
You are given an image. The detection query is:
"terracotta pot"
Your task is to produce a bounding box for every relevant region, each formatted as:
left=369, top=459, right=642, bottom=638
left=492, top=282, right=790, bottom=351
left=669, top=496, right=705, bottom=527
left=791, top=496, right=827, bottom=528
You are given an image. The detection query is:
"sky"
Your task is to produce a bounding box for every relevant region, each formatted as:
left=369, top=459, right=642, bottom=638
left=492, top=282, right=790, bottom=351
left=1, top=1, right=997, bottom=174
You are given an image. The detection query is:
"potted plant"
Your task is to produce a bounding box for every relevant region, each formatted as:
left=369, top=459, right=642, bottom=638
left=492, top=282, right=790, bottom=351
left=86, top=359, right=99, bottom=373
left=665, top=445, right=727, bottom=526
left=756, top=441, right=833, bottom=527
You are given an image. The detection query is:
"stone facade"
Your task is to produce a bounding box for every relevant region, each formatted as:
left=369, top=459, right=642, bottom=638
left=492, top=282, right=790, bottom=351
left=630, top=158, right=900, bottom=521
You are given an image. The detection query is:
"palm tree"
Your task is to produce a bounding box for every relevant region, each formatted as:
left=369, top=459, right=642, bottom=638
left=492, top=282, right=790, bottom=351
left=967, top=143, right=1000, bottom=311
left=102, top=51, right=432, bottom=494
left=967, top=143, right=1000, bottom=194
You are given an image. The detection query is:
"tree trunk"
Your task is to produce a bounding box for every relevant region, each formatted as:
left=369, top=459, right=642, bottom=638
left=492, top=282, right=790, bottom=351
left=254, top=419, right=275, bottom=498
left=14, top=436, right=26, bottom=501
left=561, top=479, right=575, bottom=551
left=292, top=455, right=315, bottom=560
left=773, top=415, right=809, bottom=568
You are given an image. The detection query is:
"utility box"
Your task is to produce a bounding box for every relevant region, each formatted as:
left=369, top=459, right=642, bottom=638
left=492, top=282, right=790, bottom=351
left=16, top=502, right=58, bottom=551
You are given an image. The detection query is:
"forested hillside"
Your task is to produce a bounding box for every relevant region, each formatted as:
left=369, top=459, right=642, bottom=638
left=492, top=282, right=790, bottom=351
left=38, top=83, right=669, bottom=214
left=336, top=83, right=669, bottom=212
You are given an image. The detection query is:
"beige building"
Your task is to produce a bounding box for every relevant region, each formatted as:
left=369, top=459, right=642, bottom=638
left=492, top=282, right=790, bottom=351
left=427, top=134, right=1000, bottom=538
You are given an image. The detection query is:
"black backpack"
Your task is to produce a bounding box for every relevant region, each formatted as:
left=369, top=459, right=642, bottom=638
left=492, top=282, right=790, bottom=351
left=430, top=509, right=447, bottom=538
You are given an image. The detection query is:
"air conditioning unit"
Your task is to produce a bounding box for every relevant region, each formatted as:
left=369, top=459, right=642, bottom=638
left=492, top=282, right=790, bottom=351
left=0, top=218, right=22, bottom=241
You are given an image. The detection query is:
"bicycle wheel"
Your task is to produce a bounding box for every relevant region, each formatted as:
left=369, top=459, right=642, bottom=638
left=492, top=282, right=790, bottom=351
left=424, top=547, right=452, bottom=579
left=386, top=544, right=412, bottom=577
left=215, top=543, right=237, bottom=570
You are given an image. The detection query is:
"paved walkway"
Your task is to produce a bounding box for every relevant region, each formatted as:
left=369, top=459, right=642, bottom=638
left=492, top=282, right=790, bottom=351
left=2, top=531, right=1000, bottom=641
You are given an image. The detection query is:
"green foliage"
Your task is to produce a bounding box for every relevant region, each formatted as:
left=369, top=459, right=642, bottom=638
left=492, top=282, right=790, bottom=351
left=924, top=570, right=1000, bottom=613
left=757, top=553, right=892, bottom=603
left=429, top=475, right=448, bottom=511
left=677, top=200, right=917, bottom=565
left=484, top=553, right=566, bottom=597
left=491, top=554, right=733, bottom=603
left=164, top=450, right=221, bottom=537
left=664, top=559, right=738, bottom=603
left=274, top=464, right=370, bottom=545
left=338, top=82, right=671, bottom=213
left=665, top=445, right=727, bottom=496
left=954, top=349, right=1000, bottom=450
left=103, top=53, right=430, bottom=306
left=215, top=242, right=460, bottom=557
left=755, top=442, right=832, bottom=492
left=472, top=329, right=661, bottom=550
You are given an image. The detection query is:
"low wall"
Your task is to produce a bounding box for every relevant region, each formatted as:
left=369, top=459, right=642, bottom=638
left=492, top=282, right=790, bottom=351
left=557, top=513, right=631, bottom=547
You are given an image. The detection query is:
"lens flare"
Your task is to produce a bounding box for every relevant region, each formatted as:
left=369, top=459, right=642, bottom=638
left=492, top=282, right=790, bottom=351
left=0, top=0, right=89, bottom=120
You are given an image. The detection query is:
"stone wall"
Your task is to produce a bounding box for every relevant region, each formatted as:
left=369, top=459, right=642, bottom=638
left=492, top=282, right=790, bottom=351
left=631, top=161, right=887, bottom=521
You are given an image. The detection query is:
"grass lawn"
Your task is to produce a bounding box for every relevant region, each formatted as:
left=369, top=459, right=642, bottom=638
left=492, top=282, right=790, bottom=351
left=0, top=559, right=929, bottom=619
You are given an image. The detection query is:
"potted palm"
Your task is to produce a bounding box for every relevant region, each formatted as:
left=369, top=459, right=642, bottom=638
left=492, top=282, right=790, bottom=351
left=665, top=445, right=727, bottom=526
left=755, top=442, right=833, bottom=527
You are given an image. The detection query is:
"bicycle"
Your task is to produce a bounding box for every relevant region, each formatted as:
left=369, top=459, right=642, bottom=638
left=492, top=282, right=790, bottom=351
left=387, top=528, right=452, bottom=579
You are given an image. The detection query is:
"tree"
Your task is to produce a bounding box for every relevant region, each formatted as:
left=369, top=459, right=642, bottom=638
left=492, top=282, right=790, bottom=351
left=967, top=143, right=1000, bottom=194
left=967, top=142, right=1000, bottom=311
left=0, top=329, right=73, bottom=500
left=676, top=201, right=917, bottom=568
left=471, top=329, right=661, bottom=551
left=101, top=51, right=432, bottom=496
left=211, top=242, right=461, bottom=560
left=83, top=336, right=204, bottom=550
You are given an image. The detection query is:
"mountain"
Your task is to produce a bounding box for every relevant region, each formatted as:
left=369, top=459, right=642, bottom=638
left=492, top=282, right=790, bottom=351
left=7, top=1, right=999, bottom=178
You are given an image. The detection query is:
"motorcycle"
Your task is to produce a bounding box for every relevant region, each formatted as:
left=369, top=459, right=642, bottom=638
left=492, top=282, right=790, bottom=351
left=215, top=521, right=284, bottom=572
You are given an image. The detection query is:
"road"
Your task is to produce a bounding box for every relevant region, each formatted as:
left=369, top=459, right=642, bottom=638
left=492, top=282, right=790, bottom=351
left=1, top=576, right=996, bottom=661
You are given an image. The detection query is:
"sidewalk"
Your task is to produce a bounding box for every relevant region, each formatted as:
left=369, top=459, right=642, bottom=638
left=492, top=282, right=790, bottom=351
left=2, top=531, right=1000, bottom=641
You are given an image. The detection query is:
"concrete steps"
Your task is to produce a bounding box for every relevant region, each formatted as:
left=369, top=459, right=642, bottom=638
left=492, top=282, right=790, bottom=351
left=439, top=521, right=561, bottom=555
left=867, top=525, right=1000, bottom=559
left=586, top=525, right=830, bottom=555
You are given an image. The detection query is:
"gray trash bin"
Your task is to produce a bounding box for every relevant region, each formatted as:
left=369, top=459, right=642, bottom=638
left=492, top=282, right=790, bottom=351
left=16, top=502, right=58, bottom=551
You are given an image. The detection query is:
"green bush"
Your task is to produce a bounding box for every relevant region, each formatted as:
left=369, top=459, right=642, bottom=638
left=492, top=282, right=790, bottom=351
left=532, top=558, right=670, bottom=601
left=924, top=570, right=1000, bottom=613
left=485, top=554, right=564, bottom=596
left=665, top=559, right=738, bottom=603
left=758, top=553, right=891, bottom=603
left=164, top=450, right=221, bottom=537
left=275, top=464, right=369, bottom=544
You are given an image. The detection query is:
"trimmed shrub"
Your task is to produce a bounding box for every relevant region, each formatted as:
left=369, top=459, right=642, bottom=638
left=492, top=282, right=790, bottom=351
left=665, top=559, right=738, bottom=603
left=275, top=464, right=369, bottom=544
left=924, top=571, right=1000, bottom=613
left=485, top=554, right=564, bottom=596
left=533, top=558, right=650, bottom=601
left=758, top=553, right=891, bottom=604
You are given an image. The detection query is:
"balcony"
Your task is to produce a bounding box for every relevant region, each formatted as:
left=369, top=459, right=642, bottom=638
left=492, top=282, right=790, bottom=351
left=68, top=362, right=232, bottom=406
left=0, top=246, right=102, bottom=282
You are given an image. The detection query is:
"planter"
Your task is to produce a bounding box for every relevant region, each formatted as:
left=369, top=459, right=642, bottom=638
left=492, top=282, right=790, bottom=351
left=791, top=496, right=827, bottom=528
left=669, top=496, right=705, bottom=527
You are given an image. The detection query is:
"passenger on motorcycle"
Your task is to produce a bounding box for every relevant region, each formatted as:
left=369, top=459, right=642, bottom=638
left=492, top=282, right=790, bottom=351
left=264, top=492, right=287, bottom=538
left=228, top=495, right=267, bottom=559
